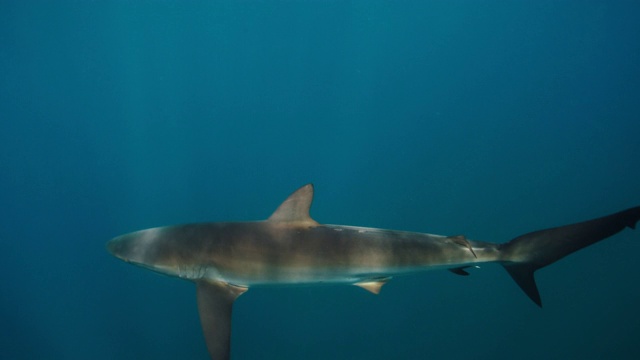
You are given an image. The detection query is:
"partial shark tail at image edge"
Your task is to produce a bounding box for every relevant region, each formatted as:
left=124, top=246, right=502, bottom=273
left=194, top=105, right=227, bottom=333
left=500, top=206, right=640, bottom=306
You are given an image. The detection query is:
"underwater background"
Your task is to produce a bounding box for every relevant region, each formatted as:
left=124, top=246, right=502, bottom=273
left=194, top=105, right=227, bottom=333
left=2, top=1, right=640, bottom=359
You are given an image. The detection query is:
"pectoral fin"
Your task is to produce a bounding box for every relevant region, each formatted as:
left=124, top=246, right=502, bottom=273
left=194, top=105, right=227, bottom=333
left=196, top=280, right=248, bottom=360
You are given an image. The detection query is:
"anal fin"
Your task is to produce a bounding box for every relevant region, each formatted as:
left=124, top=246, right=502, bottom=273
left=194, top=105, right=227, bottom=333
left=449, top=266, right=471, bottom=276
left=196, top=280, right=248, bottom=360
left=448, top=265, right=480, bottom=276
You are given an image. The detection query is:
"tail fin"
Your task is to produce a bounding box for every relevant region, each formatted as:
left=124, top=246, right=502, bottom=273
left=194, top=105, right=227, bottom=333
left=500, top=206, right=640, bottom=307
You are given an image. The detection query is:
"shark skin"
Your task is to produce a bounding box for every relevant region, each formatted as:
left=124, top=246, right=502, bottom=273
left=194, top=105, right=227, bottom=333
left=107, top=184, right=640, bottom=360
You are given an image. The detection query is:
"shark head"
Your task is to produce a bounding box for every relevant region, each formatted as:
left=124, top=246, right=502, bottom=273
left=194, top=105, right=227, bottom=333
left=107, top=227, right=208, bottom=278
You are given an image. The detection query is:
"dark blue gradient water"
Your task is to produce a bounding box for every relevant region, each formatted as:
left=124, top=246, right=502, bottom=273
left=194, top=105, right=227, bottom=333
left=2, top=1, right=639, bottom=359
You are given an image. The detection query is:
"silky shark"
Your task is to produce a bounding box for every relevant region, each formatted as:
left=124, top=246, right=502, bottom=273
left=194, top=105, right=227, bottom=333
left=107, top=184, right=640, bottom=360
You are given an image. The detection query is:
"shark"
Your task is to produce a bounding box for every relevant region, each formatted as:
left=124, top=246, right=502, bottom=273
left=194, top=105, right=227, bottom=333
left=107, top=184, right=640, bottom=360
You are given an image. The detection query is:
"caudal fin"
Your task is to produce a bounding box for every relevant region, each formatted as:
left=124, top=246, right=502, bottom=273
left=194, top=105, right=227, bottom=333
left=500, top=206, right=640, bottom=307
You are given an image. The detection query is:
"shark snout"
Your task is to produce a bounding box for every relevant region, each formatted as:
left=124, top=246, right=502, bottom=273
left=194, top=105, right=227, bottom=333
left=106, top=228, right=183, bottom=277
left=106, top=228, right=166, bottom=267
left=106, top=231, right=147, bottom=262
left=106, top=236, right=128, bottom=260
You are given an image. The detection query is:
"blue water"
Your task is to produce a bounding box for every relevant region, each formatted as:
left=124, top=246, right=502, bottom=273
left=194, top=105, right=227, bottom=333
left=2, top=1, right=639, bottom=359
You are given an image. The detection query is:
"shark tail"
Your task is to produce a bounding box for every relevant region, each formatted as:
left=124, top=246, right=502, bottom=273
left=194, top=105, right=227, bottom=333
left=499, top=206, right=640, bottom=307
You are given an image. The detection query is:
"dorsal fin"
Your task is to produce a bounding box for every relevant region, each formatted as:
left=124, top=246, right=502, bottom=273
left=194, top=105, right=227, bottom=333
left=268, top=184, right=319, bottom=226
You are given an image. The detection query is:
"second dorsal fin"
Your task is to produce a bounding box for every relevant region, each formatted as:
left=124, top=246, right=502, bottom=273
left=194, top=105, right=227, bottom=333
left=267, top=184, right=319, bottom=226
left=447, top=235, right=477, bottom=258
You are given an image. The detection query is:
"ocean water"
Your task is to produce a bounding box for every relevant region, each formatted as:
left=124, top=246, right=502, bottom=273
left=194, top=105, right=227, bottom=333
left=1, top=1, right=639, bottom=359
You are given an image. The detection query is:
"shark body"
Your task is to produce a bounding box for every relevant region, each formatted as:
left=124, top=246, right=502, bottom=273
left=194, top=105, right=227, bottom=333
left=107, top=184, right=640, bottom=360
